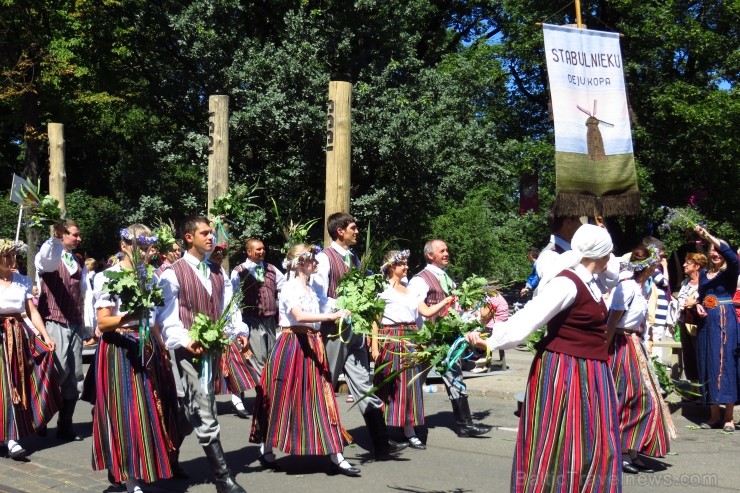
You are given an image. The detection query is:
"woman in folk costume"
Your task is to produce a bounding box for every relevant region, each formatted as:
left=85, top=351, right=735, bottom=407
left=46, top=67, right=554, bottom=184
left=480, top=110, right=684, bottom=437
left=92, top=225, right=179, bottom=493
left=371, top=250, right=453, bottom=450
left=467, top=224, right=622, bottom=493
left=692, top=225, right=739, bottom=432
left=250, top=244, right=358, bottom=476
left=606, top=245, right=676, bottom=475
left=0, top=239, right=60, bottom=460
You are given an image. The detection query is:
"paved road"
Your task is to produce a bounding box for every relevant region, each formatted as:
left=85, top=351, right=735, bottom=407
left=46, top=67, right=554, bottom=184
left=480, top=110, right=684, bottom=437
left=1, top=354, right=738, bottom=492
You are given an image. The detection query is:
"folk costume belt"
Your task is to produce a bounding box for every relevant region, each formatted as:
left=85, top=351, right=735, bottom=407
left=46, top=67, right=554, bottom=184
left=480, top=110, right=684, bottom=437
left=703, top=295, right=733, bottom=309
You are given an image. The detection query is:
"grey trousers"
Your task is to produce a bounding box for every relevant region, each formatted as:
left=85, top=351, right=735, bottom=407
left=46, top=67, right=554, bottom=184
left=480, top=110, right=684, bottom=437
left=321, top=324, right=382, bottom=415
left=421, top=360, right=467, bottom=401
left=176, top=351, right=222, bottom=446
left=243, top=315, right=277, bottom=377
left=46, top=321, right=84, bottom=401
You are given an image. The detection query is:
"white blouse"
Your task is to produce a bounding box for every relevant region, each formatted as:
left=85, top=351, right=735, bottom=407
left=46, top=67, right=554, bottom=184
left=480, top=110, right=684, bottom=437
left=609, top=277, right=648, bottom=331
left=0, top=272, right=32, bottom=314
left=279, top=278, right=322, bottom=330
left=485, top=264, right=604, bottom=351
left=379, top=283, right=421, bottom=325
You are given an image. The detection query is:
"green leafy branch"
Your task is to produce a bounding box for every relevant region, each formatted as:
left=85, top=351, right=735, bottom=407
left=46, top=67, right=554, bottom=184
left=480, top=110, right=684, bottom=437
left=103, top=247, right=164, bottom=314
left=188, top=291, right=244, bottom=352
left=335, top=268, right=386, bottom=338
left=152, top=218, right=177, bottom=255
left=18, top=180, right=64, bottom=230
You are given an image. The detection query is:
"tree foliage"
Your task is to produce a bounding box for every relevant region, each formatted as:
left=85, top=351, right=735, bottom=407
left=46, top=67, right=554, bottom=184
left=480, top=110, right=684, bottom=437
left=0, top=0, right=737, bottom=280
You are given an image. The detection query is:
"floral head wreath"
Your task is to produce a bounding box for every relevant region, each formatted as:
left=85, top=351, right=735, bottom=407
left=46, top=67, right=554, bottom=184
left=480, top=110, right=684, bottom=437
left=284, top=244, right=322, bottom=270
left=0, top=239, right=28, bottom=256
left=380, top=250, right=410, bottom=275
left=120, top=228, right=158, bottom=247
left=620, top=245, right=660, bottom=272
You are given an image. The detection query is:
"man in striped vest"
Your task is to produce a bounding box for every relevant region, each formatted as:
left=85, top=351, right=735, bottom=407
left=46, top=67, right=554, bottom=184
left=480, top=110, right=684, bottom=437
left=409, top=239, right=491, bottom=438
left=159, top=216, right=248, bottom=493
left=35, top=220, right=86, bottom=441
left=230, top=238, right=285, bottom=376
left=312, top=212, right=408, bottom=459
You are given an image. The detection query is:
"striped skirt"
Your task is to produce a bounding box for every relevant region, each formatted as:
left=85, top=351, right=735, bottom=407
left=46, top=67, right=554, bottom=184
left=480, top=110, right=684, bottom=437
left=91, top=331, right=179, bottom=483
left=610, top=332, right=676, bottom=457
left=0, top=317, right=61, bottom=441
left=215, top=342, right=260, bottom=395
left=250, top=327, right=351, bottom=455
left=373, top=324, right=424, bottom=427
left=512, top=350, right=621, bottom=493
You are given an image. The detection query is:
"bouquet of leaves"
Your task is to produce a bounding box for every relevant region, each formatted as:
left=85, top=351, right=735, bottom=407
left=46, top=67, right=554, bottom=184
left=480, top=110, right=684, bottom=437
left=402, top=274, right=491, bottom=374
left=187, top=291, right=243, bottom=353
left=18, top=180, right=64, bottom=229
left=152, top=219, right=177, bottom=256
left=334, top=268, right=386, bottom=340
left=103, top=246, right=163, bottom=358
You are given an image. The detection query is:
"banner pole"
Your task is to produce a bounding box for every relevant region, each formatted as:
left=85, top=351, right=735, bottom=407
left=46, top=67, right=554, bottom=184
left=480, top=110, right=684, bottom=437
left=575, top=0, right=583, bottom=28
left=15, top=205, right=23, bottom=242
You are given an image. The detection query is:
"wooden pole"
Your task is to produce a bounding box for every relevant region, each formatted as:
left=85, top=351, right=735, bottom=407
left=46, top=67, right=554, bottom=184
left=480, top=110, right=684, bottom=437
left=48, top=123, right=67, bottom=214
left=207, top=95, right=230, bottom=270
left=574, top=0, right=583, bottom=28
left=323, top=81, right=352, bottom=246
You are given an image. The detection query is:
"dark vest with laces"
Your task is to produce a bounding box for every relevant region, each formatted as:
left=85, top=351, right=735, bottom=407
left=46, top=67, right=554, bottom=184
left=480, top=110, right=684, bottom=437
left=234, top=262, right=278, bottom=317
left=535, top=269, right=610, bottom=361
left=39, top=256, right=83, bottom=325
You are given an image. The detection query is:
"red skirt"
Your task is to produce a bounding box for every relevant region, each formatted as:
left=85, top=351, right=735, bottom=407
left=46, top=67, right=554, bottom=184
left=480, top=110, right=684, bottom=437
left=513, top=350, right=621, bottom=493
left=91, top=331, right=178, bottom=483
left=0, top=316, right=61, bottom=441
left=250, top=328, right=351, bottom=455
left=610, top=332, right=675, bottom=457
left=373, top=324, right=424, bottom=426
left=215, top=341, right=260, bottom=394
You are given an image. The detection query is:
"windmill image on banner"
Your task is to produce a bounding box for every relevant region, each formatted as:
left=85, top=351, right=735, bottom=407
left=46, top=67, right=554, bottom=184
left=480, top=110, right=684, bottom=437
left=577, top=99, right=614, bottom=161
left=542, top=24, right=639, bottom=217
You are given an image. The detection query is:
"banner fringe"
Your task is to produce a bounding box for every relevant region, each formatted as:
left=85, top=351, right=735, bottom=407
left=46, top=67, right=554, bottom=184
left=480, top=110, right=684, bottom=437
left=554, top=192, right=640, bottom=218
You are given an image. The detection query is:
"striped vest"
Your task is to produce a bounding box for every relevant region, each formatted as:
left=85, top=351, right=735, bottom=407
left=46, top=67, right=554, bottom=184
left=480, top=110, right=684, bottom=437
left=415, top=269, right=447, bottom=322
left=155, top=261, right=172, bottom=279
left=234, top=263, right=278, bottom=317
left=39, top=258, right=83, bottom=325
left=325, top=248, right=358, bottom=299
left=171, top=259, right=224, bottom=330
left=320, top=248, right=358, bottom=334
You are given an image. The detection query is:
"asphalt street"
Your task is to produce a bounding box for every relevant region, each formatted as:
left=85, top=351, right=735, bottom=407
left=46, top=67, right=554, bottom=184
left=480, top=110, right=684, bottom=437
left=1, top=353, right=738, bottom=493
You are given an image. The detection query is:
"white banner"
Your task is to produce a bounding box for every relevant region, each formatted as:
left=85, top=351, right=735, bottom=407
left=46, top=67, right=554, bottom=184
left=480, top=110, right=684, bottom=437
left=9, top=174, right=37, bottom=205
left=543, top=24, right=632, bottom=157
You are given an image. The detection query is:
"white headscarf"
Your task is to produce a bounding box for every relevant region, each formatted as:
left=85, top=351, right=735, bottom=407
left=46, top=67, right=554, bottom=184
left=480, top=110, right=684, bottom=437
left=558, top=224, right=613, bottom=271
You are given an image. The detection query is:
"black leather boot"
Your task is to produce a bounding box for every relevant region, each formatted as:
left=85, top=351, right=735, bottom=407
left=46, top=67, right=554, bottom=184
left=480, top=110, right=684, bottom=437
left=451, top=397, right=490, bottom=437
left=362, top=407, right=408, bottom=458
left=56, top=399, right=82, bottom=441
left=203, top=441, right=246, bottom=493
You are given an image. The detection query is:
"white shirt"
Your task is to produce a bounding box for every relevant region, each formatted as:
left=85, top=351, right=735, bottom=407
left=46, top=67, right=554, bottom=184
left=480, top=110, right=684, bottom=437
left=230, top=260, right=286, bottom=294
left=407, top=264, right=454, bottom=302
left=379, top=283, right=422, bottom=325
left=279, top=278, right=323, bottom=331
left=485, top=264, right=604, bottom=351
left=0, top=272, right=32, bottom=314
left=311, top=241, right=352, bottom=311
left=609, top=277, right=648, bottom=331
left=34, top=237, right=87, bottom=294
left=158, top=252, right=247, bottom=350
